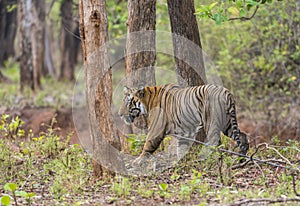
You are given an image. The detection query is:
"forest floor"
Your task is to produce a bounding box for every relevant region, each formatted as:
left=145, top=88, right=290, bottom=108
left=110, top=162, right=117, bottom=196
left=0, top=106, right=300, bottom=205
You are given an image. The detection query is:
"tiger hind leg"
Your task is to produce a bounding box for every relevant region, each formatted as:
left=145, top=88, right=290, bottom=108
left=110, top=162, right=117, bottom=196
left=237, top=131, right=249, bottom=155
left=198, top=127, right=222, bottom=160
left=177, top=137, right=192, bottom=160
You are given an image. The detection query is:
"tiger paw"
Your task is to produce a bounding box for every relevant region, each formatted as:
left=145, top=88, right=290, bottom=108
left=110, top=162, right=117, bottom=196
left=132, top=152, right=151, bottom=167
left=132, top=156, right=144, bottom=166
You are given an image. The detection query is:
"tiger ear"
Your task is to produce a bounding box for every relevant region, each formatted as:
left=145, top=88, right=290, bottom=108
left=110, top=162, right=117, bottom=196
left=136, top=86, right=145, bottom=98
left=123, top=86, right=130, bottom=94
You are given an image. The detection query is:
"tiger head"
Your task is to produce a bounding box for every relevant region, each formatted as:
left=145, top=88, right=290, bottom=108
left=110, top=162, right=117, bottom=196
left=118, top=86, right=147, bottom=125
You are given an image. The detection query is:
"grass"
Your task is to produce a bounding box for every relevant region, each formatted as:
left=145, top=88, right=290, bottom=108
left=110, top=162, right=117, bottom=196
left=0, top=115, right=299, bottom=205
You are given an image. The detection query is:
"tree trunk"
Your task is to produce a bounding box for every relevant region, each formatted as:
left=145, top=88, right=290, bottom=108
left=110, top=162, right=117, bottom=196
left=18, top=0, right=45, bottom=91
left=72, top=22, right=81, bottom=65
left=0, top=0, right=17, bottom=66
left=31, top=0, right=45, bottom=88
left=124, top=0, right=157, bottom=146
left=44, top=23, right=56, bottom=77
left=125, top=0, right=156, bottom=87
left=19, top=0, right=34, bottom=90
left=167, top=0, right=207, bottom=86
left=59, top=0, right=75, bottom=81
left=43, top=0, right=56, bottom=77
left=79, top=0, right=124, bottom=177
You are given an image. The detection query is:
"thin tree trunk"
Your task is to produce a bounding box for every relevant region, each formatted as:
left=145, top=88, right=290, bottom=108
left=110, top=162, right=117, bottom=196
left=124, top=0, right=157, bottom=147
left=167, top=0, right=207, bottom=86
left=18, top=0, right=44, bottom=91
left=43, top=0, right=56, bottom=77
left=79, top=0, right=124, bottom=177
left=44, top=24, right=56, bottom=77
left=125, top=0, right=156, bottom=87
left=0, top=0, right=17, bottom=66
left=31, top=0, right=45, bottom=88
left=59, top=0, right=75, bottom=81
left=72, top=22, right=81, bottom=65
left=19, top=0, right=34, bottom=90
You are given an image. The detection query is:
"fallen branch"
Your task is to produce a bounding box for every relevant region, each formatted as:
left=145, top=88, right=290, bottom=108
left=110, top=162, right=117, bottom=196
left=292, top=173, right=300, bottom=197
left=173, top=134, right=299, bottom=172
left=267, top=144, right=293, bottom=166
left=231, top=143, right=266, bottom=170
left=229, top=197, right=300, bottom=206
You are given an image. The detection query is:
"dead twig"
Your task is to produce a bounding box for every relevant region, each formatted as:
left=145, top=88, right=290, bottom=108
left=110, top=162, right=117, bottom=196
left=231, top=143, right=266, bottom=170
left=267, top=144, right=293, bottom=166
left=291, top=173, right=300, bottom=197
left=228, top=197, right=300, bottom=206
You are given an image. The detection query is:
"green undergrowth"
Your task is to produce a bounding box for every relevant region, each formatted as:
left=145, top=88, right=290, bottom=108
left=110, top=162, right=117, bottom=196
left=0, top=115, right=299, bottom=205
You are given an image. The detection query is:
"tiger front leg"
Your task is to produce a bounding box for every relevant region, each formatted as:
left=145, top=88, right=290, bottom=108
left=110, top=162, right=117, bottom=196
left=132, top=136, right=165, bottom=166
left=132, top=108, right=167, bottom=166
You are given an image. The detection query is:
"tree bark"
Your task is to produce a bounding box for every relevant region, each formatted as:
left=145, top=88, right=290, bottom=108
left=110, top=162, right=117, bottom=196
left=19, top=0, right=34, bottom=90
left=124, top=0, right=157, bottom=143
left=44, top=23, right=56, bottom=77
left=31, top=0, right=45, bottom=88
left=18, top=0, right=45, bottom=91
left=0, top=0, right=17, bottom=66
left=125, top=0, right=156, bottom=87
left=72, top=22, right=81, bottom=65
left=59, top=0, right=75, bottom=81
left=167, top=0, right=207, bottom=86
left=79, top=0, right=124, bottom=177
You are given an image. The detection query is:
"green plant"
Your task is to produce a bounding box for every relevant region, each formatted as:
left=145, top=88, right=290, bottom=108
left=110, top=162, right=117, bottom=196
left=170, top=169, right=181, bottom=181
left=0, top=195, right=11, bottom=206
left=0, top=115, right=25, bottom=140
left=157, top=183, right=169, bottom=197
left=45, top=144, right=91, bottom=198
left=110, top=177, right=132, bottom=198
left=126, top=134, right=146, bottom=155
left=137, top=182, right=154, bottom=198
left=195, top=0, right=274, bottom=25
left=179, top=184, right=192, bottom=201
left=0, top=115, right=29, bottom=182
left=2, top=183, right=35, bottom=206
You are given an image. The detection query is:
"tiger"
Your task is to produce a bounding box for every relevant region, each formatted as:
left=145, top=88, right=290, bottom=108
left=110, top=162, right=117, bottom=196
left=118, top=83, right=249, bottom=165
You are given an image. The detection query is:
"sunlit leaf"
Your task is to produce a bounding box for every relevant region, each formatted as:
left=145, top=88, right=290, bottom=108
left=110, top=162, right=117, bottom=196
left=16, top=190, right=27, bottom=197
left=26, top=192, right=36, bottom=198
left=6, top=4, right=17, bottom=12
left=228, top=7, right=240, bottom=16
left=245, top=0, right=259, bottom=6
left=0, top=195, right=11, bottom=206
left=158, top=183, right=168, bottom=191
left=209, top=2, right=218, bottom=10
left=239, top=8, right=246, bottom=17
left=4, top=183, right=18, bottom=192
